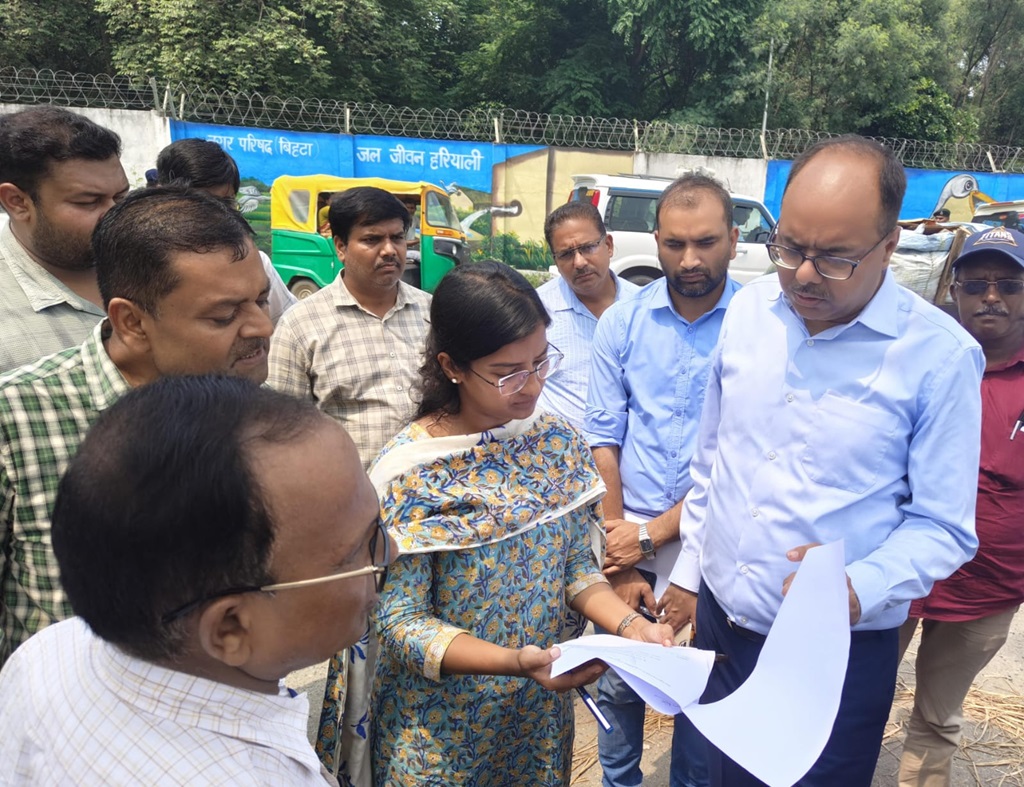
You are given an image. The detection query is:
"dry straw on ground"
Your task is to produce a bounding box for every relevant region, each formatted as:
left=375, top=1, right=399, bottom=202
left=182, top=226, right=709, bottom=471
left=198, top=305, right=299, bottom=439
left=571, top=684, right=1024, bottom=786
left=884, top=679, right=1024, bottom=787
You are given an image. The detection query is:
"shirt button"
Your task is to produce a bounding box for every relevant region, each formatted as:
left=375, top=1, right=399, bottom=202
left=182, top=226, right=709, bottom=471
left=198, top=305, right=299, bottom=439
left=740, top=565, right=750, bottom=574
left=786, top=393, right=795, bottom=403
left=674, top=410, right=682, bottom=417
left=670, top=450, right=678, bottom=458
left=396, top=386, right=403, bottom=391
left=687, top=327, right=694, bottom=334
left=389, top=352, right=396, bottom=358
left=806, top=339, right=815, bottom=346
left=768, top=451, right=777, bottom=460
left=740, top=616, right=749, bottom=624
left=751, top=507, right=760, bottom=517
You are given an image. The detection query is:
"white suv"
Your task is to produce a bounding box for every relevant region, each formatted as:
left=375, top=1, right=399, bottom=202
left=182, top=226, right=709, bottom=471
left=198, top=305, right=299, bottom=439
left=568, top=174, right=776, bottom=285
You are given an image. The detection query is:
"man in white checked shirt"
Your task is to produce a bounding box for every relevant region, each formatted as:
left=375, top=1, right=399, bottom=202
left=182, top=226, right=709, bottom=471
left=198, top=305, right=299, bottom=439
left=268, top=186, right=430, bottom=785
left=536, top=202, right=639, bottom=432
left=0, top=376, right=396, bottom=786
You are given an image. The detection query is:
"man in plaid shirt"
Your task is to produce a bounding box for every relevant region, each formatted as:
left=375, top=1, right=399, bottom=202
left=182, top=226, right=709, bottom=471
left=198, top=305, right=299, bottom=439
left=0, top=187, right=274, bottom=666
left=268, top=186, right=431, bottom=471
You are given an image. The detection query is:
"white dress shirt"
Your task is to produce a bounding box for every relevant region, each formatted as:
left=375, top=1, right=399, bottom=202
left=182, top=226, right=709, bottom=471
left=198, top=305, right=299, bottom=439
left=672, top=271, right=983, bottom=634
left=0, top=618, right=335, bottom=786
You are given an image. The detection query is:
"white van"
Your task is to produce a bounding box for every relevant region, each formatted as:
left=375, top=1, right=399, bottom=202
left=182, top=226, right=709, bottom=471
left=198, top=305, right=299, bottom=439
left=568, top=174, right=776, bottom=285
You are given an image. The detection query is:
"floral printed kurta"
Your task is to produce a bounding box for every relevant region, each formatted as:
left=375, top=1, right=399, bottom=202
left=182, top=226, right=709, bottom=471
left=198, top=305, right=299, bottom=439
left=369, top=413, right=606, bottom=786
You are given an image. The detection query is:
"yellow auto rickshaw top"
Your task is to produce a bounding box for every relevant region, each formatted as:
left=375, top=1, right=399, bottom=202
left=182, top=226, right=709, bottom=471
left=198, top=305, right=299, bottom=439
left=270, top=175, right=446, bottom=233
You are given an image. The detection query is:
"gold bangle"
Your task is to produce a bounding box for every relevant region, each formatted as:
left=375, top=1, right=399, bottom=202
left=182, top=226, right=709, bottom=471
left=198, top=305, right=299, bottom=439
left=616, top=611, right=643, bottom=636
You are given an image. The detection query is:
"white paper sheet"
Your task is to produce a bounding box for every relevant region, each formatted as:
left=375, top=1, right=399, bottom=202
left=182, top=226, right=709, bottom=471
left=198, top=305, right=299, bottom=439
left=552, top=635, right=715, bottom=715
left=685, top=540, right=850, bottom=786
left=556, top=540, right=850, bottom=787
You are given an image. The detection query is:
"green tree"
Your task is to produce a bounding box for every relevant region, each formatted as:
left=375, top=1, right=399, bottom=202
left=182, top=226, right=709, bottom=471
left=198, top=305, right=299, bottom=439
left=97, top=0, right=333, bottom=94
left=751, top=0, right=952, bottom=134
left=0, top=0, right=111, bottom=72
left=944, top=0, right=1024, bottom=146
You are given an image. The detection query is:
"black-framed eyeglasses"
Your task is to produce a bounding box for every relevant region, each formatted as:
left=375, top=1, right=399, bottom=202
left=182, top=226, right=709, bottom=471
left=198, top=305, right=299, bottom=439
left=161, top=518, right=392, bottom=625
left=954, top=279, right=1024, bottom=296
left=766, top=227, right=893, bottom=281
left=468, top=345, right=565, bottom=396
left=553, top=236, right=606, bottom=263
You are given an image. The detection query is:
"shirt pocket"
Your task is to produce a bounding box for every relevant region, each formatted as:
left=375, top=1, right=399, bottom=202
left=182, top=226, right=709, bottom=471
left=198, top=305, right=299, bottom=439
left=801, top=393, right=900, bottom=494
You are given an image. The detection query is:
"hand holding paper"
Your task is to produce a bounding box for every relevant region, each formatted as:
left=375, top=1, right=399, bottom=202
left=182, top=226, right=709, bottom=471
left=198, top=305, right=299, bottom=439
left=556, top=540, right=852, bottom=787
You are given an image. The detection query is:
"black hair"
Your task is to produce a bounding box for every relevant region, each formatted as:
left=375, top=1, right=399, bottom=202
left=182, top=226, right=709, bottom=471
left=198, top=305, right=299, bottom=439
left=656, top=173, right=732, bottom=230
left=93, top=187, right=255, bottom=313
left=415, top=261, right=551, bottom=419
left=51, top=375, right=324, bottom=661
left=0, top=106, right=121, bottom=198
left=785, top=135, right=907, bottom=234
left=155, top=138, right=241, bottom=194
left=328, top=186, right=411, bottom=243
left=544, top=201, right=607, bottom=249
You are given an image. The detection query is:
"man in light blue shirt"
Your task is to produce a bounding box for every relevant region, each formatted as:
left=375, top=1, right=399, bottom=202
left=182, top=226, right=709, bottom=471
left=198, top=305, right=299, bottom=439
left=536, top=202, right=639, bottom=432
left=586, top=174, right=741, bottom=787
left=669, top=136, right=983, bottom=786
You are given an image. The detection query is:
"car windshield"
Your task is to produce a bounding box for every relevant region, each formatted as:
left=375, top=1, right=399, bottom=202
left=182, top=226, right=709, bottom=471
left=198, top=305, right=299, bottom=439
left=424, top=191, right=461, bottom=231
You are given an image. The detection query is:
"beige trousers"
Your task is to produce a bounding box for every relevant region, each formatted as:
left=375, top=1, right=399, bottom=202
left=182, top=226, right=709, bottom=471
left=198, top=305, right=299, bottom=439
left=897, top=606, right=1019, bottom=786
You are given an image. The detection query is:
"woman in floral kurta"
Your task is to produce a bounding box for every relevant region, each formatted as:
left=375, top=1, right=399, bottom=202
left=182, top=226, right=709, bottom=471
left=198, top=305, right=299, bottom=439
left=363, top=262, right=673, bottom=786
left=371, top=414, right=605, bottom=785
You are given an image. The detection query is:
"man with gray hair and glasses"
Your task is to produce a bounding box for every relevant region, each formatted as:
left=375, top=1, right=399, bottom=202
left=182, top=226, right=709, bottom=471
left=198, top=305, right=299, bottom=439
left=667, top=136, right=983, bottom=785
left=0, top=375, right=395, bottom=784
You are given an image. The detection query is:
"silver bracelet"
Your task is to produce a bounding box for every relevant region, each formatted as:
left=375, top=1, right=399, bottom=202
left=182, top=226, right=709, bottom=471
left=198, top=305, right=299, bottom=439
left=616, top=611, right=643, bottom=636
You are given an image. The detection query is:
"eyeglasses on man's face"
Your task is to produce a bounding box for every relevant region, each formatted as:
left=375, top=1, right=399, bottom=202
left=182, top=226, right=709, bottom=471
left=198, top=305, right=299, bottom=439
left=161, top=518, right=392, bottom=625
left=766, top=227, right=893, bottom=281
left=553, top=236, right=606, bottom=264
left=954, top=279, right=1024, bottom=297
left=468, top=345, right=565, bottom=396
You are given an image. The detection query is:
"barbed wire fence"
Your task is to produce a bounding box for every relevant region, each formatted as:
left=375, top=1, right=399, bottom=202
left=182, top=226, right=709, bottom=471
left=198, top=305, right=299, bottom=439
left=3, top=67, right=1023, bottom=174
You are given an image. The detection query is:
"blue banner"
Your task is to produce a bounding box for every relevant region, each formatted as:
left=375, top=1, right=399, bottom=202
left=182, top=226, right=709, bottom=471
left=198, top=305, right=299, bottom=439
left=170, top=121, right=348, bottom=186
left=170, top=121, right=544, bottom=196
left=352, top=135, right=491, bottom=192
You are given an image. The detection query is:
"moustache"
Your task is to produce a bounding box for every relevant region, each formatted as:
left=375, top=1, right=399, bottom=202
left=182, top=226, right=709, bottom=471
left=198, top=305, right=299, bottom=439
left=975, top=307, right=1009, bottom=317
left=574, top=267, right=598, bottom=280
left=789, top=283, right=830, bottom=300
left=235, top=339, right=268, bottom=358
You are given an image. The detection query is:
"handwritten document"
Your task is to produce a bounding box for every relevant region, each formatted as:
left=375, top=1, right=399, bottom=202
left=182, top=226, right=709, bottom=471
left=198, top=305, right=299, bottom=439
left=555, top=540, right=851, bottom=787
left=553, top=635, right=715, bottom=715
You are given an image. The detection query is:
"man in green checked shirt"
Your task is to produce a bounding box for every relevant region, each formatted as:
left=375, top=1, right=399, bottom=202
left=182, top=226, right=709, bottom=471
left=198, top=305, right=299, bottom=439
left=0, top=187, right=274, bottom=665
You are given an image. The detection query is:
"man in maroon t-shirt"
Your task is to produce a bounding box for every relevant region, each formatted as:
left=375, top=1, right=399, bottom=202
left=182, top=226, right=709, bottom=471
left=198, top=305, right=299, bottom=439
left=898, top=226, right=1024, bottom=785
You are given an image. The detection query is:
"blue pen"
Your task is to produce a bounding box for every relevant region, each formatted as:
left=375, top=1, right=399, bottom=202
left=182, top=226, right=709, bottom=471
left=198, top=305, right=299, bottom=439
left=576, top=686, right=614, bottom=733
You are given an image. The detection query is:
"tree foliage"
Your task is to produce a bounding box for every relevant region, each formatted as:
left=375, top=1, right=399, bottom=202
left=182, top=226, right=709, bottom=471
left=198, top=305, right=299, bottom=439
left=2, top=0, right=1024, bottom=145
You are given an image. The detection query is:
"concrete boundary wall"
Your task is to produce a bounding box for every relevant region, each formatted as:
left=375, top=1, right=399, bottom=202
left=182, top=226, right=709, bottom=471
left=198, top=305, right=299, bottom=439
left=634, top=152, right=768, bottom=200
left=0, top=104, right=170, bottom=188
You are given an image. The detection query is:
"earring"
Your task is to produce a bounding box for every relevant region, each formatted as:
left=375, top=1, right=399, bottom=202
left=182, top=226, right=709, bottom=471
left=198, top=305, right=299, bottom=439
left=451, top=378, right=458, bottom=384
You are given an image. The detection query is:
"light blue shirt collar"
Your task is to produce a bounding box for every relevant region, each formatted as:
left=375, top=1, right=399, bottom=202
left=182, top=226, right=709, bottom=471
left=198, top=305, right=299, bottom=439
left=774, top=268, right=901, bottom=340
left=650, top=277, right=740, bottom=323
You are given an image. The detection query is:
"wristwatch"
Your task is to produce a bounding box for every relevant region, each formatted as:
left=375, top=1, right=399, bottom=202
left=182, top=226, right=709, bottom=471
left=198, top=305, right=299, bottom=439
left=638, top=523, right=656, bottom=560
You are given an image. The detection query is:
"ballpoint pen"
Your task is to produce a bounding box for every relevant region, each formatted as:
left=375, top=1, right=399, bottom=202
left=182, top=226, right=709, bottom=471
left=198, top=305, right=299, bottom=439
left=576, top=686, right=614, bottom=733
left=1011, top=407, right=1024, bottom=441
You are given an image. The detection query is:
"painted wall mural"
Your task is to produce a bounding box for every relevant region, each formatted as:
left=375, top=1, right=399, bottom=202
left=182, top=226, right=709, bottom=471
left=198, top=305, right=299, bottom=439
left=765, top=159, right=1024, bottom=224
left=171, top=120, right=1024, bottom=269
